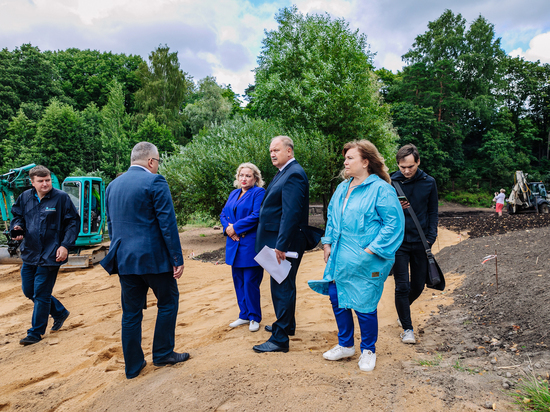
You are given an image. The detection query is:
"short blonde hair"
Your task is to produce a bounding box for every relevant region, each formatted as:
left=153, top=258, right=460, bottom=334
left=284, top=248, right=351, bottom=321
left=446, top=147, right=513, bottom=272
left=500, top=188, right=505, bottom=193
left=233, top=163, right=265, bottom=188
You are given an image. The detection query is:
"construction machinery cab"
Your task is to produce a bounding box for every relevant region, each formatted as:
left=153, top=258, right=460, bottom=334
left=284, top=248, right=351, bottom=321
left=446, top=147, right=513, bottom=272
left=2, top=165, right=106, bottom=263
left=507, top=171, right=550, bottom=214
left=62, top=177, right=106, bottom=246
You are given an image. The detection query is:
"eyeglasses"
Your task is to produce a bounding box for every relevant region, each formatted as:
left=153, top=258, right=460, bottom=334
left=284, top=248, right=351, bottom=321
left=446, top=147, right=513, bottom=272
left=150, top=158, right=163, bottom=165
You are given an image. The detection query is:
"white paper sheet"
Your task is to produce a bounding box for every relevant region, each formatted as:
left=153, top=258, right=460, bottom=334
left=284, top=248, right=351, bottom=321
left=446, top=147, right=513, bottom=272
left=254, top=246, right=297, bottom=284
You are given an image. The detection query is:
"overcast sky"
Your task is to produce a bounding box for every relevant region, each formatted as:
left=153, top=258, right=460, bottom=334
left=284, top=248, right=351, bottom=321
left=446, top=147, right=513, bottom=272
left=1, top=0, right=549, bottom=97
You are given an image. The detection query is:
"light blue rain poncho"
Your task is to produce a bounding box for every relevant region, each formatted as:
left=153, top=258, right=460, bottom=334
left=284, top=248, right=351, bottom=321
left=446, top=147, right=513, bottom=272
left=308, top=174, right=405, bottom=313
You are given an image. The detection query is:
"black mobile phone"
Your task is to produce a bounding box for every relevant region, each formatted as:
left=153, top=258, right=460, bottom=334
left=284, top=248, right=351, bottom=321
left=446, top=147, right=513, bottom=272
left=397, top=196, right=408, bottom=202
left=10, top=228, right=25, bottom=237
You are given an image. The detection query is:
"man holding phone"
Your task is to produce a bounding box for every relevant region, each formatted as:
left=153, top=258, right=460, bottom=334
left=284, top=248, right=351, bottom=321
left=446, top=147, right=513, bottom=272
left=390, top=144, right=438, bottom=344
left=10, top=165, right=80, bottom=345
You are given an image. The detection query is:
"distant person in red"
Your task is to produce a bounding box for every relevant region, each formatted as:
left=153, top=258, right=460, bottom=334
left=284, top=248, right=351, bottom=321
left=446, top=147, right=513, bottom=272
left=493, top=189, right=506, bottom=217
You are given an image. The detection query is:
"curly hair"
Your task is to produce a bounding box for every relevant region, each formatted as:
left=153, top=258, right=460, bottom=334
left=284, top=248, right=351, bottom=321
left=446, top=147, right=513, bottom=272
left=233, top=163, right=265, bottom=188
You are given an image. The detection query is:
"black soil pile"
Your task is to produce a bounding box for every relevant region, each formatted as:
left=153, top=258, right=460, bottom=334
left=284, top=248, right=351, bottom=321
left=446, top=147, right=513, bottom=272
left=439, top=211, right=550, bottom=238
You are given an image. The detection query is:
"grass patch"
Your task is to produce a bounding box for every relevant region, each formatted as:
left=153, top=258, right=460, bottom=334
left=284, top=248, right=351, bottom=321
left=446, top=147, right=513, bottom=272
left=417, top=352, right=443, bottom=367
left=184, top=211, right=219, bottom=228
left=510, top=373, right=550, bottom=411
left=452, top=360, right=478, bottom=374
left=442, top=190, right=493, bottom=208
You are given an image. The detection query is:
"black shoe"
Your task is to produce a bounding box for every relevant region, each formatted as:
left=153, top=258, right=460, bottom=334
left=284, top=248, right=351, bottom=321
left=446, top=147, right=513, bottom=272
left=20, top=335, right=40, bottom=346
left=154, top=352, right=190, bottom=367
left=253, top=341, right=289, bottom=353
left=51, top=311, right=70, bottom=331
left=264, top=324, right=295, bottom=336
left=127, top=360, right=147, bottom=379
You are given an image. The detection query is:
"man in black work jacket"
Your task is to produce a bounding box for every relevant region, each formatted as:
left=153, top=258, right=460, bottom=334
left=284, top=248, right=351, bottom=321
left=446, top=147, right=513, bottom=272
left=390, top=144, right=438, bottom=345
left=11, top=165, right=80, bottom=346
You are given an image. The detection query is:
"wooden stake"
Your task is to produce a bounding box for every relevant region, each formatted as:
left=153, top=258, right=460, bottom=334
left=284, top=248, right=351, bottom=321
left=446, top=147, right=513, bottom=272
left=495, top=249, right=499, bottom=294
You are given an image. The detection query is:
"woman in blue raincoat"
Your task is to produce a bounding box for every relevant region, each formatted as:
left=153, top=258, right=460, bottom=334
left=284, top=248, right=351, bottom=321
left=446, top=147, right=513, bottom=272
left=308, top=140, right=404, bottom=372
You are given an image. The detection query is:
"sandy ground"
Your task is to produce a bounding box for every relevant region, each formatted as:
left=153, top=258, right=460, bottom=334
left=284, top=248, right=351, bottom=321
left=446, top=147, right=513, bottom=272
left=0, top=227, right=489, bottom=412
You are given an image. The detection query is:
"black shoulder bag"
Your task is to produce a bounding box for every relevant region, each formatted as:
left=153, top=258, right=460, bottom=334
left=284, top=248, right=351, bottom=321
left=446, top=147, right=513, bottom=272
left=392, top=181, right=445, bottom=291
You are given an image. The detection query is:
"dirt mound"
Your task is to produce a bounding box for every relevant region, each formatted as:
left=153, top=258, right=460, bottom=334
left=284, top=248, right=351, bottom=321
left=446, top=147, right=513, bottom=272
left=439, top=212, right=550, bottom=238
left=435, top=225, right=550, bottom=352
left=413, top=225, right=550, bottom=406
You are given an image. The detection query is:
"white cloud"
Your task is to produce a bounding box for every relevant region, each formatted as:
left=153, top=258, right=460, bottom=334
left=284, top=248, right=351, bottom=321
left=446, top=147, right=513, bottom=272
left=380, top=53, right=405, bottom=73
left=296, top=0, right=352, bottom=17
left=1, top=0, right=550, bottom=95
left=213, top=66, right=255, bottom=98
left=509, top=32, right=550, bottom=64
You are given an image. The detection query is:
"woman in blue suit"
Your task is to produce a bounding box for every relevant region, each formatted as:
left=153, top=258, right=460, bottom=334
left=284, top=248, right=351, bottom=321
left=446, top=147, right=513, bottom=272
left=220, top=163, right=266, bottom=332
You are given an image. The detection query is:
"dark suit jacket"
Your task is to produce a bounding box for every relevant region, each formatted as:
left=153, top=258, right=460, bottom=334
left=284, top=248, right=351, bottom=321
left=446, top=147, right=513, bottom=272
left=220, top=186, right=265, bottom=267
left=101, top=166, right=184, bottom=275
left=255, top=160, right=309, bottom=253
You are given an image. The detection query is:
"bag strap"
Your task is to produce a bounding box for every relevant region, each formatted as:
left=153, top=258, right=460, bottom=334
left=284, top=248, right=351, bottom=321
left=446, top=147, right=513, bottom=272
left=392, top=181, right=435, bottom=260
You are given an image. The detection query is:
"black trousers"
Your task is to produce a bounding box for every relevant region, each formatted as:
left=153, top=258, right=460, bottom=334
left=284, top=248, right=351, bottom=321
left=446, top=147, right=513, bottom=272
left=393, top=241, right=428, bottom=331
left=268, top=240, right=305, bottom=348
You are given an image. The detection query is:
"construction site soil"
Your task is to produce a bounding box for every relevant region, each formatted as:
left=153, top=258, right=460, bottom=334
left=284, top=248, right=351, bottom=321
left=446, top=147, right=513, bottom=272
left=1, top=207, right=549, bottom=411
left=197, top=210, right=550, bottom=410
left=413, top=211, right=550, bottom=410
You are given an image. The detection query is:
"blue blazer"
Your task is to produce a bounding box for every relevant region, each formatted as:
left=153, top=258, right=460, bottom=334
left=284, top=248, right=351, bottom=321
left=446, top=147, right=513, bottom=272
left=100, top=166, right=184, bottom=275
left=255, top=161, right=309, bottom=253
left=220, top=186, right=265, bottom=267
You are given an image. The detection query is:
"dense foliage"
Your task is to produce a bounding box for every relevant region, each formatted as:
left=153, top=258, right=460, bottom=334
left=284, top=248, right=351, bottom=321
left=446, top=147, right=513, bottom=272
left=162, top=116, right=332, bottom=224
left=380, top=10, right=550, bottom=191
left=1, top=8, right=549, bottom=221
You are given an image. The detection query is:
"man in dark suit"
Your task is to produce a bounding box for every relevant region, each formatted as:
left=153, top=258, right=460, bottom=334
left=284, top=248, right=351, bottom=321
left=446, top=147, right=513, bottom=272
left=253, top=136, right=309, bottom=353
left=101, top=142, right=188, bottom=379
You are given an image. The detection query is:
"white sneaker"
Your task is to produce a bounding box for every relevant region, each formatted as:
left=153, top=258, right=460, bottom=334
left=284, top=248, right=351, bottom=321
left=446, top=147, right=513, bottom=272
left=358, top=350, right=376, bottom=371
left=249, top=320, right=260, bottom=332
left=323, top=344, right=355, bottom=361
left=401, top=329, right=416, bottom=344
left=229, top=318, right=249, bottom=328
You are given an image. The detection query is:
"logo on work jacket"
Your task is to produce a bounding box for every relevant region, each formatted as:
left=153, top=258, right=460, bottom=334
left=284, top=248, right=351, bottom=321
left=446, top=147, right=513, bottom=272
left=45, top=207, right=56, bottom=212
left=372, top=272, right=379, bottom=278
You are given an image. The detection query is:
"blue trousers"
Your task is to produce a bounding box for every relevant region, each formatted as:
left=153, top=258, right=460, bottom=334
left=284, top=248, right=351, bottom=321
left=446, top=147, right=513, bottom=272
left=232, top=266, right=263, bottom=322
left=328, top=282, right=378, bottom=353
left=20, top=263, right=68, bottom=340
left=118, top=273, right=179, bottom=379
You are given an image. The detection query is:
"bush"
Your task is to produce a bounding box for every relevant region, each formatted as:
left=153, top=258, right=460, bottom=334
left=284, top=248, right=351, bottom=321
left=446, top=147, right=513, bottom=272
left=443, top=190, right=494, bottom=208
left=161, top=116, right=332, bottom=224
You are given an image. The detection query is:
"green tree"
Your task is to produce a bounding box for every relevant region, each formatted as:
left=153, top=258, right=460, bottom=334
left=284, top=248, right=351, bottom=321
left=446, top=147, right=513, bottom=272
left=387, top=10, right=509, bottom=190
left=0, top=44, right=65, bottom=149
left=32, top=100, right=84, bottom=179
left=80, top=103, right=103, bottom=172
left=252, top=6, right=398, bottom=203
left=162, top=116, right=332, bottom=224
left=100, top=81, right=132, bottom=178
left=132, top=113, right=177, bottom=155
left=45, top=48, right=144, bottom=112
left=134, top=45, right=194, bottom=144
left=390, top=102, right=450, bottom=185
left=2, top=109, right=37, bottom=169
left=183, top=76, right=233, bottom=136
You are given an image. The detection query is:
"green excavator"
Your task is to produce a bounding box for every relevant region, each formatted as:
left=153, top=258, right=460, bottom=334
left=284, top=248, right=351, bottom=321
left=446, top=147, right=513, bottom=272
left=1, top=164, right=108, bottom=268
